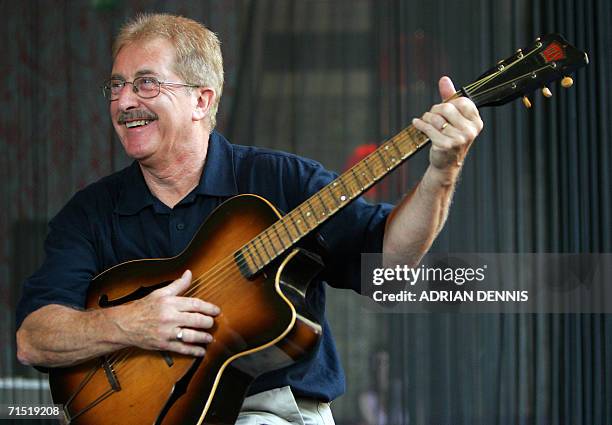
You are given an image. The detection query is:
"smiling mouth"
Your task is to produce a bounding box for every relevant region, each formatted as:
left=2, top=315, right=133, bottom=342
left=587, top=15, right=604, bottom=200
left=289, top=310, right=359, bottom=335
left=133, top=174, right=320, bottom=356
left=125, top=120, right=153, bottom=129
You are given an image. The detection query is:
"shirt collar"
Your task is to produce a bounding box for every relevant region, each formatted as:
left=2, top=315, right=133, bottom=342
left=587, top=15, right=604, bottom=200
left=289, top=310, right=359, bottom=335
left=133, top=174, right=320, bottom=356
left=115, top=161, right=155, bottom=215
left=115, top=130, right=238, bottom=215
left=194, top=130, right=239, bottom=198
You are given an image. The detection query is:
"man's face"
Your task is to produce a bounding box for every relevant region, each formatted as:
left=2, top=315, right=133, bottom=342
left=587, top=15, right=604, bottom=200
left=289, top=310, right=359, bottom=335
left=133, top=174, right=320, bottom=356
left=110, top=38, right=197, bottom=163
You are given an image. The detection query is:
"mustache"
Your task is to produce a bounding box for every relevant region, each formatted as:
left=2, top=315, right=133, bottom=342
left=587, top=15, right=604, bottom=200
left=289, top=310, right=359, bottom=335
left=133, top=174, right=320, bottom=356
left=117, top=110, right=158, bottom=124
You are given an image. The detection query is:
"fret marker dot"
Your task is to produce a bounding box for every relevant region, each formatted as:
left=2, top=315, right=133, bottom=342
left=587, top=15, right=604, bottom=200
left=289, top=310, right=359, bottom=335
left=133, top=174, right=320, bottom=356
left=385, top=146, right=389, bottom=150
left=333, top=182, right=338, bottom=186
left=340, top=195, right=347, bottom=201
left=306, top=212, right=311, bottom=217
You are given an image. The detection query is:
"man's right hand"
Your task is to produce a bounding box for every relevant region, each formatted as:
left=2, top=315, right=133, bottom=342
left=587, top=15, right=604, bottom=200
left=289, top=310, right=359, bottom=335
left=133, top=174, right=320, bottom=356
left=16, top=270, right=220, bottom=367
left=113, top=270, right=220, bottom=357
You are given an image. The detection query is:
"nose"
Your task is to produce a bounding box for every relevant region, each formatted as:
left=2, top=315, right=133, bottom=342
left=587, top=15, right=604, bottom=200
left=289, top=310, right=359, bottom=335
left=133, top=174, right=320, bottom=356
left=115, top=82, right=140, bottom=111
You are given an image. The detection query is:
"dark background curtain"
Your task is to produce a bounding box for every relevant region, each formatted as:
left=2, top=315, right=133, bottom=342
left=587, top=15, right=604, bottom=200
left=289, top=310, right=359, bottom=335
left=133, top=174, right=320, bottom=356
left=1, top=1, right=609, bottom=424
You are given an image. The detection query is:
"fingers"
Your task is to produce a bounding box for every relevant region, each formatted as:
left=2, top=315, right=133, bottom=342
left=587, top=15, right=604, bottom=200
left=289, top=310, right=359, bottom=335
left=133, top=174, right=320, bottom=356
left=412, top=116, right=455, bottom=149
left=420, top=111, right=448, bottom=132
left=121, top=269, right=221, bottom=357
left=413, top=97, right=482, bottom=147
left=152, top=270, right=221, bottom=315
left=174, top=296, right=220, bottom=316
left=412, top=91, right=483, bottom=171
left=174, top=327, right=213, bottom=344
left=428, top=100, right=481, bottom=133
left=155, top=269, right=192, bottom=297
left=438, top=76, right=456, bottom=101
left=177, top=311, right=215, bottom=330
left=163, top=326, right=212, bottom=356
left=165, top=326, right=212, bottom=357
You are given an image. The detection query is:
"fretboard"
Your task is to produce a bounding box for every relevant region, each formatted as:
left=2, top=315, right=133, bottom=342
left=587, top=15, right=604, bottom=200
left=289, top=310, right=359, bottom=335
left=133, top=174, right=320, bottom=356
left=236, top=124, right=430, bottom=276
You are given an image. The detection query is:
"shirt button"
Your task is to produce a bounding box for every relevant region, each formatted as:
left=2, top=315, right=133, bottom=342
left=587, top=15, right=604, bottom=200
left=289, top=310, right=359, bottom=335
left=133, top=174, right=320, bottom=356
left=176, top=223, right=185, bottom=231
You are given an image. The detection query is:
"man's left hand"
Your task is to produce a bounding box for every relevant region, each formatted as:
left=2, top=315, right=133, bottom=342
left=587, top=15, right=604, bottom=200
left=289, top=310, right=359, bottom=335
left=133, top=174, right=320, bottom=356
left=412, top=76, right=483, bottom=173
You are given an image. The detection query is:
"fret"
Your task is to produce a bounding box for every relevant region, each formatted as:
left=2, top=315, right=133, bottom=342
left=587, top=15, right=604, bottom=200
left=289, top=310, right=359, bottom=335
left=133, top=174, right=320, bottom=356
left=303, top=199, right=318, bottom=227
left=400, top=132, right=414, bottom=151
left=243, top=246, right=258, bottom=270
left=409, top=128, right=427, bottom=148
left=362, top=156, right=379, bottom=181
left=339, top=175, right=355, bottom=200
left=389, top=138, right=404, bottom=159
left=323, top=185, right=341, bottom=209
left=238, top=124, right=433, bottom=275
left=354, top=163, right=372, bottom=188
left=279, top=217, right=297, bottom=242
left=328, top=180, right=342, bottom=202
left=406, top=135, right=420, bottom=151
left=315, top=191, right=331, bottom=217
left=376, top=146, right=391, bottom=171
left=259, top=233, right=274, bottom=259
left=376, top=149, right=390, bottom=171
left=297, top=205, right=310, bottom=229
left=271, top=223, right=288, bottom=250
left=249, top=239, right=267, bottom=268
left=350, top=168, right=366, bottom=192
left=381, top=144, right=398, bottom=168
left=310, top=192, right=325, bottom=219
left=234, top=247, right=254, bottom=277
left=370, top=154, right=384, bottom=176
left=291, top=210, right=308, bottom=235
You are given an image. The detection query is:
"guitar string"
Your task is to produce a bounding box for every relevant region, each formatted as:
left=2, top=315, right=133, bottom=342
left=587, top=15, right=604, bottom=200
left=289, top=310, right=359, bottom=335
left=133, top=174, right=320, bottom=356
left=105, top=71, right=513, bottom=373
left=75, top=49, right=548, bottom=404
left=106, top=80, right=496, bottom=371
left=465, top=42, right=543, bottom=93
left=72, top=94, right=516, bottom=418
left=104, top=126, right=428, bottom=369
left=125, top=126, right=426, bottom=303
left=106, top=121, right=447, bottom=370
left=171, top=72, right=504, bottom=299
left=102, top=38, right=587, bottom=406
left=467, top=65, right=553, bottom=99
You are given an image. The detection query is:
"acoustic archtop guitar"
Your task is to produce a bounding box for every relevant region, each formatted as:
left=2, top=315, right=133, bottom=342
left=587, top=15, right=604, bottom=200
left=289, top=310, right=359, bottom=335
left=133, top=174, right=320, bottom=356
left=49, top=34, right=587, bottom=425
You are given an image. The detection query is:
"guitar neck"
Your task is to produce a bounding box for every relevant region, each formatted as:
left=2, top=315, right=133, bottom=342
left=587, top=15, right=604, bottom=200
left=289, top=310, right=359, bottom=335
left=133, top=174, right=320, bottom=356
left=236, top=121, right=436, bottom=276
left=234, top=33, right=589, bottom=276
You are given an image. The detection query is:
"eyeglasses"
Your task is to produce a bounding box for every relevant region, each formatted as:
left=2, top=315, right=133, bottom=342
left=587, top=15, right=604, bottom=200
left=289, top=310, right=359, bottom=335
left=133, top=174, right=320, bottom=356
left=102, top=76, right=200, bottom=101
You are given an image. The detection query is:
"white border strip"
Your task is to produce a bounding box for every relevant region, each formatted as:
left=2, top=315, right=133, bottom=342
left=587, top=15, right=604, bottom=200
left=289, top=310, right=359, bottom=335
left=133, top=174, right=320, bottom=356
left=0, top=378, right=49, bottom=390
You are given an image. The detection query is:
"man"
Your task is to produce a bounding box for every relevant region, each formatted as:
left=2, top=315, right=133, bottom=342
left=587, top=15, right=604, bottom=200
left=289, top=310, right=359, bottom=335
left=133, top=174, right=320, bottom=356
left=15, top=13, right=482, bottom=425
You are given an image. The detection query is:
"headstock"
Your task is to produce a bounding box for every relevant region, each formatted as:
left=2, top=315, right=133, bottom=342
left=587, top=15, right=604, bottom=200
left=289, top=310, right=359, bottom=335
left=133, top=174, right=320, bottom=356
left=462, top=34, right=589, bottom=108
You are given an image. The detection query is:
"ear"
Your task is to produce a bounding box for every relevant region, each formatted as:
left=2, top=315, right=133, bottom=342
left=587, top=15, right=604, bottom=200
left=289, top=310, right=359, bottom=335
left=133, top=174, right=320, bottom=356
left=192, top=87, right=215, bottom=122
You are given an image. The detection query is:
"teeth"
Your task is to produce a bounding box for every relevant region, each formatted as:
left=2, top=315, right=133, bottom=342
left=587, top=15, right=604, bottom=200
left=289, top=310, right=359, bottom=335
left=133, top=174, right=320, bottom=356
left=125, top=120, right=150, bottom=128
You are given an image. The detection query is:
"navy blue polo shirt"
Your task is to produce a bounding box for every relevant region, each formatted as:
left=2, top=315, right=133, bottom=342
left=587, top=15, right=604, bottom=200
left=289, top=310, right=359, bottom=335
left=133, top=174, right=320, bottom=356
left=17, top=131, right=392, bottom=401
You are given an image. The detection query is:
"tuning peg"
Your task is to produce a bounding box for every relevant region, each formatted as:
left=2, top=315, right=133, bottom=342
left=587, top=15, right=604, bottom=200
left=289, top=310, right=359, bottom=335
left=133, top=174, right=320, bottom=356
left=522, top=96, right=532, bottom=109
left=542, top=87, right=552, bottom=98
left=561, top=76, right=574, bottom=88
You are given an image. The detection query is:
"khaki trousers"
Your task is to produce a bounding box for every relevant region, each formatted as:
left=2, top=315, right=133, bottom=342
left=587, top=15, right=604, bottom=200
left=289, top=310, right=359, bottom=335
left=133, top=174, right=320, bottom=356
left=236, top=386, right=335, bottom=425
